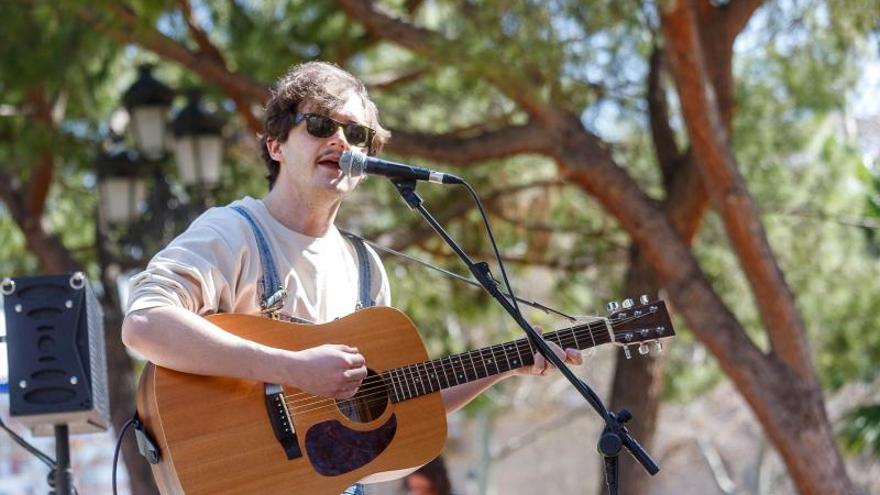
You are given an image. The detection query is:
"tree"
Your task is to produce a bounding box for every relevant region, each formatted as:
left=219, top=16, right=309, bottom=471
left=330, top=1, right=859, bottom=493
left=4, top=1, right=877, bottom=494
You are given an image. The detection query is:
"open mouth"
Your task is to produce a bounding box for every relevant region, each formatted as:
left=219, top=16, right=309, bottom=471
left=316, top=156, right=340, bottom=169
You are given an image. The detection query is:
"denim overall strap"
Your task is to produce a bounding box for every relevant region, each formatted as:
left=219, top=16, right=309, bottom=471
left=231, top=207, right=363, bottom=494
left=340, top=484, right=365, bottom=495
left=230, top=206, right=287, bottom=317
left=340, top=230, right=375, bottom=309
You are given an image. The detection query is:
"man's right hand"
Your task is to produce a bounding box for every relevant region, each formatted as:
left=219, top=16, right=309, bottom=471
left=287, top=344, right=367, bottom=399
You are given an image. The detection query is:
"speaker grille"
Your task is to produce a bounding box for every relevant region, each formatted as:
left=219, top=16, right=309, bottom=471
left=3, top=272, right=110, bottom=436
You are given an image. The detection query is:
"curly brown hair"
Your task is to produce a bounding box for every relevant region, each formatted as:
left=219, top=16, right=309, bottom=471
left=260, top=61, right=390, bottom=189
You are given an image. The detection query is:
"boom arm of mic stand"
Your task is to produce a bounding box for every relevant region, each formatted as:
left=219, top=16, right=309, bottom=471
left=390, top=179, right=659, bottom=485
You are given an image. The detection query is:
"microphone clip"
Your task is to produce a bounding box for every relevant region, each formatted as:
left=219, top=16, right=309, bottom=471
left=391, top=179, right=423, bottom=209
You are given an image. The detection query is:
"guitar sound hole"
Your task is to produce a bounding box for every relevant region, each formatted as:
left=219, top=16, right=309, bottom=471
left=336, top=369, right=388, bottom=423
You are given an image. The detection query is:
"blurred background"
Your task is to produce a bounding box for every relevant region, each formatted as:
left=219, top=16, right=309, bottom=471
left=1, top=0, right=879, bottom=494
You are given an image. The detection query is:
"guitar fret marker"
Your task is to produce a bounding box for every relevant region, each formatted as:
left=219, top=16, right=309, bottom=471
left=402, top=367, right=415, bottom=399
left=414, top=364, right=426, bottom=396
left=448, top=357, right=459, bottom=385
left=467, top=351, right=480, bottom=379
left=500, top=343, right=512, bottom=371
left=458, top=354, right=468, bottom=381
left=439, top=358, right=451, bottom=387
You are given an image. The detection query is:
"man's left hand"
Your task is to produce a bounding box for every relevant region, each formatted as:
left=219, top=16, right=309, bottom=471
left=512, top=327, right=583, bottom=377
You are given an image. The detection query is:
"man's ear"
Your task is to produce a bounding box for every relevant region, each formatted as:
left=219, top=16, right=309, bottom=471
left=267, top=137, right=284, bottom=163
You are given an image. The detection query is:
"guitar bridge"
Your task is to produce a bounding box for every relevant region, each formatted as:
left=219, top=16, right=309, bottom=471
left=264, top=383, right=302, bottom=460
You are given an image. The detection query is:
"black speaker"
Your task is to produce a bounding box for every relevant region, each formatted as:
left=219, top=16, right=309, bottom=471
left=2, top=272, right=110, bottom=436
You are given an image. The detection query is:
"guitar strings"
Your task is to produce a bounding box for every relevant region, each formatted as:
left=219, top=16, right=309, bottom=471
left=283, top=312, right=658, bottom=416
left=285, top=322, right=653, bottom=417
left=283, top=312, right=653, bottom=416
left=284, top=329, right=613, bottom=415
left=285, top=316, right=642, bottom=410
left=286, top=331, right=617, bottom=416
left=282, top=312, right=651, bottom=412
left=282, top=316, right=613, bottom=407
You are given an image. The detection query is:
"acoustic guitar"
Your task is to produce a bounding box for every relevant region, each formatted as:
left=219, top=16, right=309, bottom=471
left=136, top=299, right=674, bottom=494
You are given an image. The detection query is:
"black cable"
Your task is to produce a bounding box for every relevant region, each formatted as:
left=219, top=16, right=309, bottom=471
left=113, top=417, right=137, bottom=495
left=460, top=180, right=524, bottom=317
left=358, top=234, right=578, bottom=321
left=0, top=413, right=55, bottom=467
left=0, top=413, right=80, bottom=494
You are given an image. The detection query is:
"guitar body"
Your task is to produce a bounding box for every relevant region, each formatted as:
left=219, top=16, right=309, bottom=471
left=136, top=307, right=447, bottom=495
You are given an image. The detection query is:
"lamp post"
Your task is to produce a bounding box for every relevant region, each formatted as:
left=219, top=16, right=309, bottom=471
left=97, top=65, right=227, bottom=264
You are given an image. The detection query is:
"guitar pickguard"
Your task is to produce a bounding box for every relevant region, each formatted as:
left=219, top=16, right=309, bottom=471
left=305, top=413, right=397, bottom=477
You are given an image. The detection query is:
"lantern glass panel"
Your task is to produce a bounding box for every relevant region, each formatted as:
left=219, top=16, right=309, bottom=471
left=99, top=177, right=146, bottom=224
left=173, top=135, right=223, bottom=186
left=130, top=105, right=167, bottom=160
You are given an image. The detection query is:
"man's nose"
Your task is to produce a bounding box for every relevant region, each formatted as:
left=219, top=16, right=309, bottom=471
left=326, top=125, right=350, bottom=149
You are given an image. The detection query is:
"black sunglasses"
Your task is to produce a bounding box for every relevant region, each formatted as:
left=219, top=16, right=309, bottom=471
left=293, top=113, right=374, bottom=150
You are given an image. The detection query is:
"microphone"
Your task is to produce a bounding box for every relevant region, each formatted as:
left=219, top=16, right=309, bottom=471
left=340, top=149, right=464, bottom=185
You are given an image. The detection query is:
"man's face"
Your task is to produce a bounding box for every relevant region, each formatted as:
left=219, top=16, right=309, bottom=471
left=268, top=92, right=369, bottom=199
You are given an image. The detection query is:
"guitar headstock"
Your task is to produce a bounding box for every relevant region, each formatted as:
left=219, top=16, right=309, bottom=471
left=605, top=295, right=675, bottom=359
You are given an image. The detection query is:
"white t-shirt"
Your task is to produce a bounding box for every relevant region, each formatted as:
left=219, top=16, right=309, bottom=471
left=126, top=196, right=390, bottom=323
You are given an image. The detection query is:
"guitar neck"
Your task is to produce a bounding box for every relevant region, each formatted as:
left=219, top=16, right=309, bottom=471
left=381, top=319, right=612, bottom=403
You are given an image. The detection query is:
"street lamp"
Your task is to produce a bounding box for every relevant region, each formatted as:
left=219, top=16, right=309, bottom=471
left=94, top=143, right=149, bottom=226
left=169, top=89, right=226, bottom=188
left=122, top=64, right=175, bottom=161
left=95, top=65, right=227, bottom=264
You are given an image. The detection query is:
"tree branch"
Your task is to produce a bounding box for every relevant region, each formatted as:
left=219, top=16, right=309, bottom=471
left=724, top=0, right=766, bottom=37
left=335, top=0, right=566, bottom=125
left=78, top=4, right=268, bottom=134
left=173, top=0, right=262, bottom=133
left=661, top=0, right=813, bottom=377
left=386, top=122, right=552, bottom=165
left=175, top=0, right=224, bottom=64
left=363, top=67, right=430, bottom=92
left=375, top=179, right=564, bottom=250
left=23, top=87, right=55, bottom=219
left=0, top=172, right=80, bottom=273
left=647, top=46, right=682, bottom=188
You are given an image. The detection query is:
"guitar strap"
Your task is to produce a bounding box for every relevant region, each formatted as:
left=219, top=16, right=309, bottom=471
left=230, top=205, right=370, bottom=495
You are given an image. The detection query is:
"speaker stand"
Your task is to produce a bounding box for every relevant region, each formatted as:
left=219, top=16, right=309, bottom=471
left=52, top=424, right=73, bottom=495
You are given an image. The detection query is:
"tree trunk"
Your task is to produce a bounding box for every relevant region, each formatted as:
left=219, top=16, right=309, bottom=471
left=656, top=2, right=854, bottom=493
left=101, top=273, right=159, bottom=495
left=602, top=250, right=664, bottom=495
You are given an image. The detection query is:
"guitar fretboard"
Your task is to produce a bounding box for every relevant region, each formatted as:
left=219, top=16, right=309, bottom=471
left=380, top=319, right=613, bottom=403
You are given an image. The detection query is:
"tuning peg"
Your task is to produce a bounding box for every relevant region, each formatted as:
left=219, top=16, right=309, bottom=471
left=623, top=345, right=632, bottom=360
left=606, top=301, right=620, bottom=312
left=654, top=341, right=663, bottom=353
left=638, top=343, right=649, bottom=355
left=622, top=298, right=634, bottom=309
left=639, top=294, right=650, bottom=305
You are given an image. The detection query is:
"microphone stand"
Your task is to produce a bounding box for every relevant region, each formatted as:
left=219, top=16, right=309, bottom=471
left=391, top=179, right=659, bottom=494
left=53, top=424, right=73, bottom=495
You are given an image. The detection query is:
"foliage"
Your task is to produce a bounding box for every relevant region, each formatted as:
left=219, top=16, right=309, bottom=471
left=839, top=403, right=880, bottom=456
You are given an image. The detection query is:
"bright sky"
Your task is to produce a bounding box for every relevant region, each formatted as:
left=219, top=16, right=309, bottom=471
left=853, top=52, right=880, bottom=118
